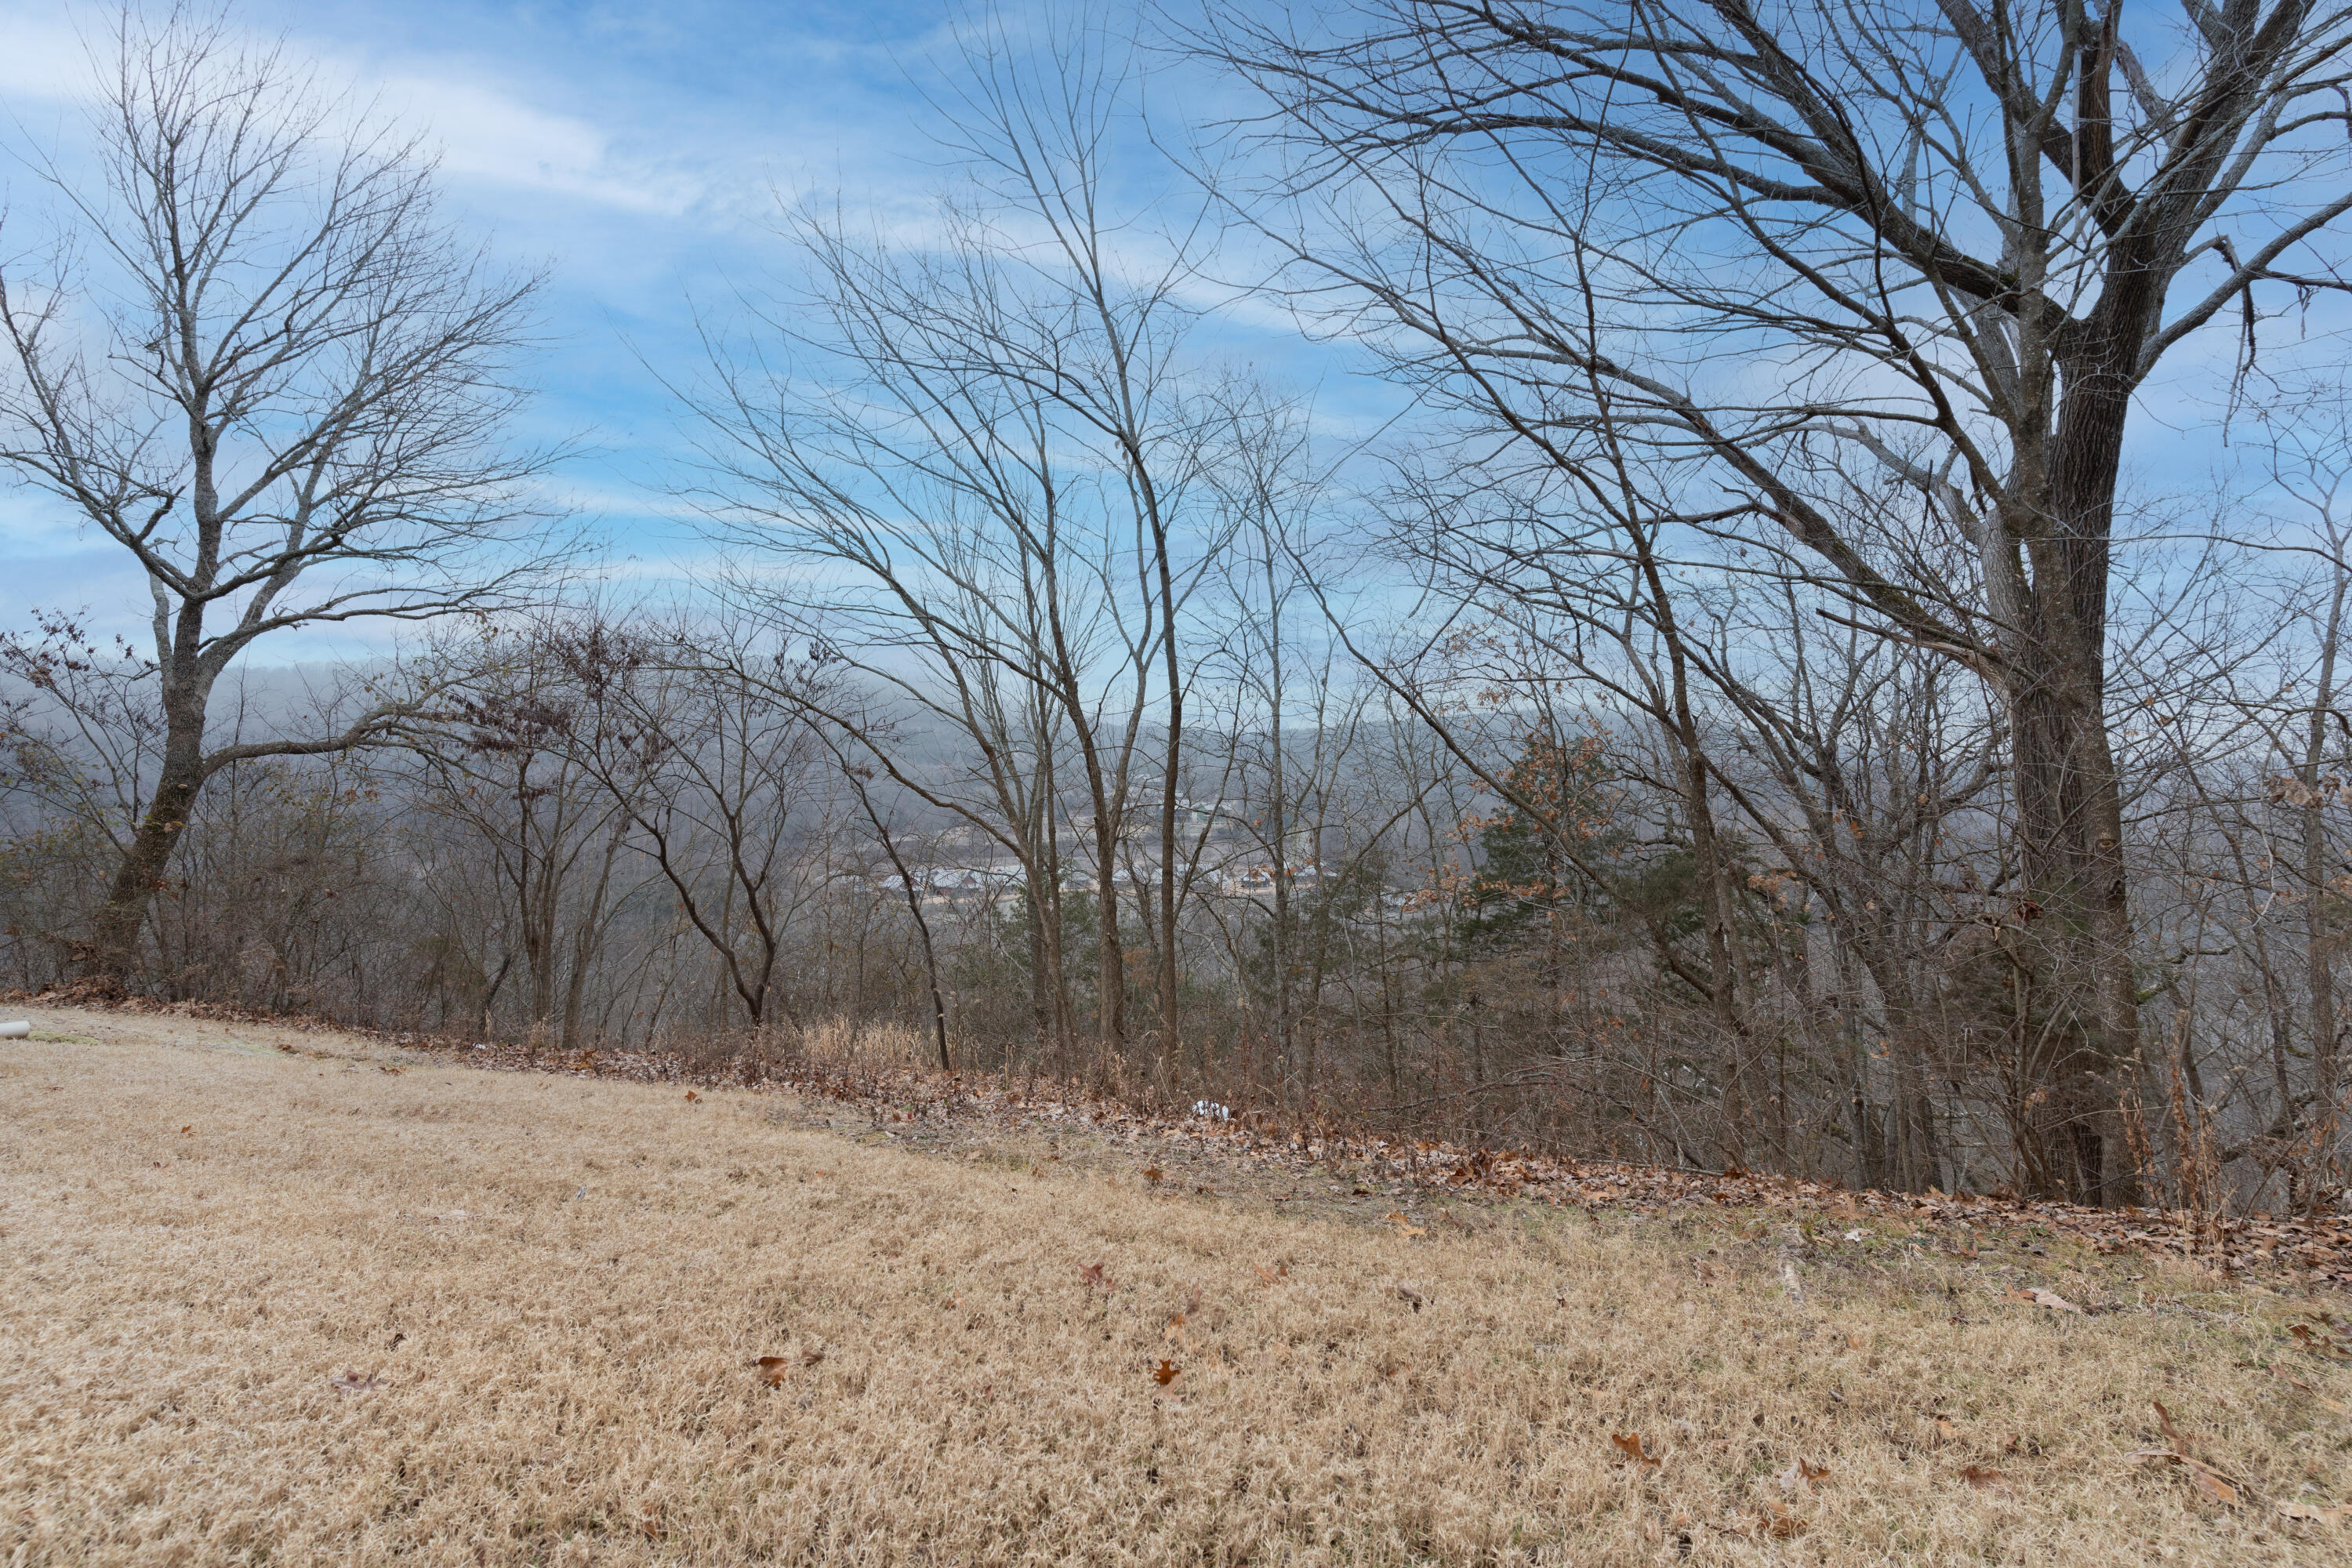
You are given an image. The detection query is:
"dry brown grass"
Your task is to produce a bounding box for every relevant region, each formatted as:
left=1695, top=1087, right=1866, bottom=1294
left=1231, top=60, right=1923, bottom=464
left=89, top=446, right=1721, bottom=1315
left=3, top=1007, right=2348, bottom=1566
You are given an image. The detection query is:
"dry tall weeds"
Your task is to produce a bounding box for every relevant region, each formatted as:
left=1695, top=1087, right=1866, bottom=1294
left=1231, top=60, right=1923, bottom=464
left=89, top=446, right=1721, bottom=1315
left=2, top=1010, right=2347, bottom=1565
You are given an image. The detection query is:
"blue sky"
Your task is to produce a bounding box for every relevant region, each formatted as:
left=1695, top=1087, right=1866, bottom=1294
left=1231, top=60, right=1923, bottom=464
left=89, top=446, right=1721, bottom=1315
left=2, top=1, right=2338, bottom=675
left=0, top=0, right=1379, bottom=657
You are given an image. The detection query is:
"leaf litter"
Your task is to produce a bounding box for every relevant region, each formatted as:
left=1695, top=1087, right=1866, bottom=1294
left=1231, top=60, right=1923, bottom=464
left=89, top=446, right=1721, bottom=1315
left=56, top=988, right=2352, bottom=1285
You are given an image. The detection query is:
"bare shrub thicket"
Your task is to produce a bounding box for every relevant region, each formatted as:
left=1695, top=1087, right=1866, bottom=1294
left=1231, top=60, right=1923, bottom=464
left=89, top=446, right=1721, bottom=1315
left=5, top=2, right=2352, bottom=1214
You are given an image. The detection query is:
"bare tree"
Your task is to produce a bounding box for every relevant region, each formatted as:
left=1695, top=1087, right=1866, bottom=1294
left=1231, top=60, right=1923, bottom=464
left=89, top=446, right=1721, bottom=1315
left=401, top=624, right=643, bottom=1047
left=1201, top=0, right=2352, bottom=1202
left=556, top=619, right=837, bottom=1036
left=693, top=11, right=1232, bottom=1076
left=0, top=6, right=560, bottom=982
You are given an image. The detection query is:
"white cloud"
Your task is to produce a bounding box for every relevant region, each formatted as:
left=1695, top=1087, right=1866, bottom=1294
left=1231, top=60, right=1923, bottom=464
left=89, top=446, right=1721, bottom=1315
left=372, top=71, right=703, bottom=216
left=0, top=3, right=726, bottom=220
left=0, top=9, right=99, bottom=107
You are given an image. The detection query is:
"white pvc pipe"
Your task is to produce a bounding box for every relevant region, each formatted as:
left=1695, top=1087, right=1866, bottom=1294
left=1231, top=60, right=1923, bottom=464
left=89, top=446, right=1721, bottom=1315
left=0, top=1021, right=30, bottom=1039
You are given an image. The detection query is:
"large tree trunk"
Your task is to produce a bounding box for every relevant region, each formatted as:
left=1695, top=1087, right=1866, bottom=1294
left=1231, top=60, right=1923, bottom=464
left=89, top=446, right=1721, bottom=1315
left=2004, top=309, right=2150, bottom=1206
left=89, top=762, right=199, bottom=985
left=1155, top=536, right=1185, bottom=1089
left=86, top=684, right=208, bottom=987
left=2301, top=561, right=2345, bottom=1210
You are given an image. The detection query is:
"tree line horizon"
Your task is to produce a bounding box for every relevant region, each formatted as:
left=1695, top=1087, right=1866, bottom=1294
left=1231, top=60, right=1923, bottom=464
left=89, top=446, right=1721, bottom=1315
left=7, top=0, right=2352, bottom=1218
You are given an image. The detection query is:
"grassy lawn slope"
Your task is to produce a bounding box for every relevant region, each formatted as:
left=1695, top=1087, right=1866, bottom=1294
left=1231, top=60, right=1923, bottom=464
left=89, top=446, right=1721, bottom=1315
left=4, top=1010, right=2348, bottom=1565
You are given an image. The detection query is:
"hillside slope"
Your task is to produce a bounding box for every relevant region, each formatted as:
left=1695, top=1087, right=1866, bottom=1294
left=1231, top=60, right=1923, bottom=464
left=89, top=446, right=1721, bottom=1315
left=2, top=1008, right=2347, bottom=1565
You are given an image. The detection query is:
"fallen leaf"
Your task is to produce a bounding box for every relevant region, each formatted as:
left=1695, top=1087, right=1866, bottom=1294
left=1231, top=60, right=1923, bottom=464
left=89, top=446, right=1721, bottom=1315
left=1798, top=1459, right=1829, bottom=1485
left=2187, top=1464, right=2240, bottom=1506
left=180, top=1125, right=191, bottom=1134
left=1610, top=1432, right=1662, bottom=1466
left=2288, top=1323, right=2352, bottom=1359
left=1755, top=1502, right=1807, bottom=1539
left=2132, top=1450, right=2241, bottom=1505
left=2152, top=1399, right=2186, bottom=1451
left=1078, top=1261, right=1116, bottom=1293
left=1383, top=1211, right=1427, bottom=1237
left=2009, top=1287, right=2082, bottom=1313
left=1846, top=1332, right=1864, bottom=1351
left=684, top=1091, right=698, bottom=1102
left=756, top=1355, right=792, bottom=1387
left=2270, top=1362, right=2351, bottom=1415
left=1255, top=1263, right=1289, bottom=1286
left=1152, top=1359, right=1180, bottom=1386
left=328, top=1371, right=381, bottom=1396
left=1142, top=1167, right=1164, bottom=1185
left=1163, top=1315, right=1187, bottom=1345
left=2275, top=1500, right=2350, bottom=1523
left=1959, top=1464, right=2002, bottom=1487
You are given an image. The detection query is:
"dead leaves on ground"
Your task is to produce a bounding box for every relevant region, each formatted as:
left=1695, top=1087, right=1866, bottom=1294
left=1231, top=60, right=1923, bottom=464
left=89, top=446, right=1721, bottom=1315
left=2005, top=1287, right=2084, bottom=1314
left=1151, top=1359, right=1181, bottom=1386
left=2263, top=1359, right=2351, bottom=1414
left=1776, top=1457, right=1829, bottom=1494
left=1610, top=1432, right=1663, bottom=1467
left=1700, top=1503, right=1808, bottom=1541
left=2134, top=1450, right=2241, bottom=1507
left=1077, top=1261, right=1116, bottom=1294
left=753, top=1347, right=826, bottom=1388
left=2287, top=1319, right=2352, bottom=1361
left=2133, top=1399, right=2246, bottom=1507
left=1383, top=1210, right=1425, bottom=1238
